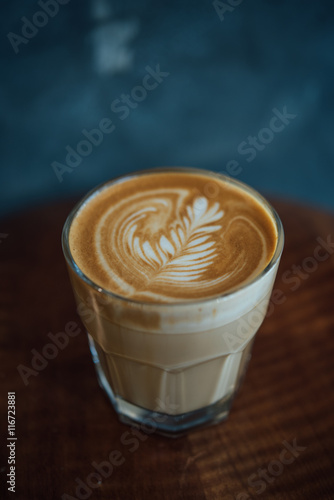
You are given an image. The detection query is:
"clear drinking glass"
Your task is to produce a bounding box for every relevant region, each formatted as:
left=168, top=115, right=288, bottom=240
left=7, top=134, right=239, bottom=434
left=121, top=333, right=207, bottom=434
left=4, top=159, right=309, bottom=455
left=62, top=169, right=284, bottom=437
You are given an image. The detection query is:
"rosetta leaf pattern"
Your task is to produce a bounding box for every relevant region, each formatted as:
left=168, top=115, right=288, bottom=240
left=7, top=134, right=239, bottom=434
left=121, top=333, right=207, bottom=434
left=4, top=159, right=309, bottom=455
left=129, top=197, right=224, bottom=282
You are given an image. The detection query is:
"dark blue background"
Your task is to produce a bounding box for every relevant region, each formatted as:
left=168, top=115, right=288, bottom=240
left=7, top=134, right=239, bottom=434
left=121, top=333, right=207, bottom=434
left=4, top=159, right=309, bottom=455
left=1, top=0, right=333, bottom=217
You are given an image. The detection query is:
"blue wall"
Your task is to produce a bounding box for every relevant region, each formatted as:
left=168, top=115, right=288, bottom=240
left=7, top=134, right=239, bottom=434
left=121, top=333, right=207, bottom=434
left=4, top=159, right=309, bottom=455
left=1, top=0, right=333, bottom=217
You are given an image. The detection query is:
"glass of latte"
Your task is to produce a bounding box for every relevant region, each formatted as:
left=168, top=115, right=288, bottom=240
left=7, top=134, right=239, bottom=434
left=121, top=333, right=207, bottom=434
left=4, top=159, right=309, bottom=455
left=62, top=168, right=283, bottom=436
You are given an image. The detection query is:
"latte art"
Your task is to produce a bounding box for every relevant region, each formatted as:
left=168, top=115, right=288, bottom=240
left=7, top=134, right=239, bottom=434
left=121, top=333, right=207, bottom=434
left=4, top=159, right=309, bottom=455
left=97, top=192, right=224, bottom=290
left=69, top=171, right=277, bottom=302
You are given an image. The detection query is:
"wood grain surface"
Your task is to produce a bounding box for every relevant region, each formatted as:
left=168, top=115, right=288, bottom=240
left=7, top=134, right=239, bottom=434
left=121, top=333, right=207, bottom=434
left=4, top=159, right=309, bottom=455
left=0, top=198, right=334, bottom=500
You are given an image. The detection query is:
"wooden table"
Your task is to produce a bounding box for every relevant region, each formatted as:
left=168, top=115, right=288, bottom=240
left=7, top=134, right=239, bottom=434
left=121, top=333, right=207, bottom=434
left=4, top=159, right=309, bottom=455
left=1, top=199, right=334, bottom=500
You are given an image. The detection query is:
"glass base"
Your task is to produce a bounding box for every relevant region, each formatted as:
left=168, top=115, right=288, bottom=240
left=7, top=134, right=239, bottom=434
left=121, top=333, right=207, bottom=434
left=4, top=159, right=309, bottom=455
left=115, top=394, right=233, bottom=438
left=88, top=334, right=235, bottom=437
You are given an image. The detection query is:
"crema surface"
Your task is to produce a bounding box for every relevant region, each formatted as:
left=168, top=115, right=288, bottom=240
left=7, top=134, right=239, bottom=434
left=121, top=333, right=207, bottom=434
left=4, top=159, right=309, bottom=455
left=69, top=171, right=277, bottom=302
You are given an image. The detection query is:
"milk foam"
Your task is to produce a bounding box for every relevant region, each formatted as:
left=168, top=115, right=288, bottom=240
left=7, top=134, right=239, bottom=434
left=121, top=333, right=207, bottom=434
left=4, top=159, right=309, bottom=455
left=69, top=171, right=277, bottom=302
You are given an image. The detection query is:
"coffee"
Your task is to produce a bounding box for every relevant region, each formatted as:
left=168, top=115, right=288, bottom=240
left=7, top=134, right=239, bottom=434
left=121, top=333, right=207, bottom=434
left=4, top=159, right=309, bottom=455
left=69, top=171, right=277, bottom=302
left=63, top=168, right=283, bottom=435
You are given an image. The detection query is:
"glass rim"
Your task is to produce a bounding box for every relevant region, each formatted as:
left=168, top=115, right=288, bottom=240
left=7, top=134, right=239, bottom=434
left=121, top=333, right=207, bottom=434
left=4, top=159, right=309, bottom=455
left=61, top=166, right=284, bottom=307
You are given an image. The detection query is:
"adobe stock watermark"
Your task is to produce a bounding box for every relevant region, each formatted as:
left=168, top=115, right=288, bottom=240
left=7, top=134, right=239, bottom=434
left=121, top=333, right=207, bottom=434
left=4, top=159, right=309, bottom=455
left=222, top=234, right=334, bottom=352
left=235, top=438, right=306, bottom=499
left=16, top=283, right=114, bottom=386
left=17, top=321, right=82, bottom=385
left=213, top=0, right=244, bottom=22
left=62, top=396, right=179, bottom=500
left=202, top=105, right=297, bottom=199
left=236, top=106, right=297, bottom=163
left=7, top=0, right=71, bottom=55
left=51, top=64, right=170, bottom=183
